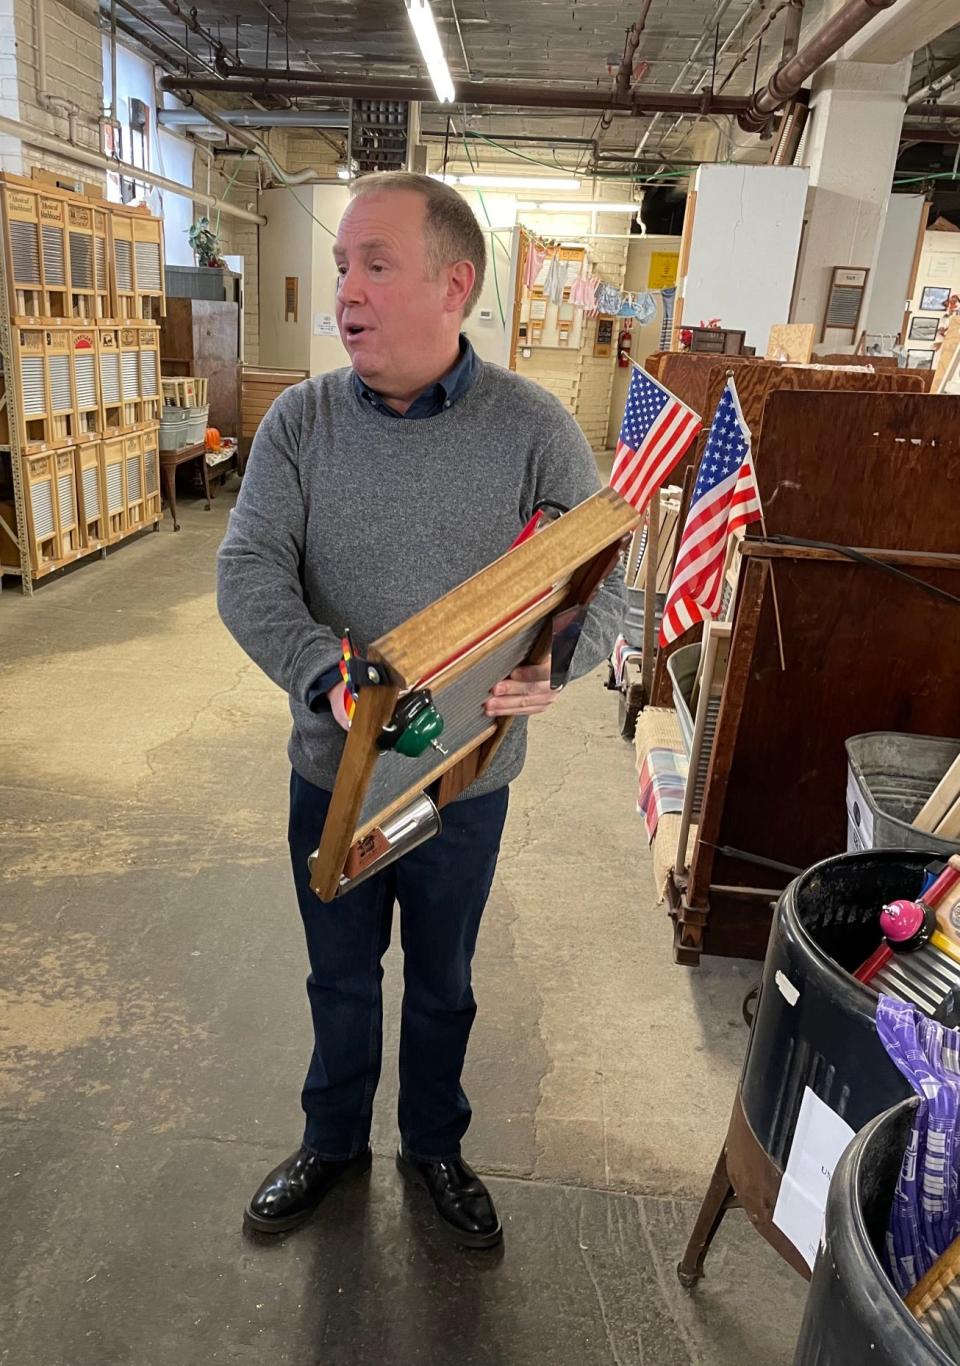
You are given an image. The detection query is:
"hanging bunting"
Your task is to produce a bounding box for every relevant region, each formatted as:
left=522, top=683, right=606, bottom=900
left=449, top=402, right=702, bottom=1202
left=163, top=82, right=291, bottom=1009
left=659, top=287, right=676, bottom=350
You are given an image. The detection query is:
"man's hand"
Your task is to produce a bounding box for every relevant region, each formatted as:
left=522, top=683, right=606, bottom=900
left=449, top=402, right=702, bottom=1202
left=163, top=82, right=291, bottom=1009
left=482, top=663, right=562, bottom=718
left=327, top=681, right=352, bottom=731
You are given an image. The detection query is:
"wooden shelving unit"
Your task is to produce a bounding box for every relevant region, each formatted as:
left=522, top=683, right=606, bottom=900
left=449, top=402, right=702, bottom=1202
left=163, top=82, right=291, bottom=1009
left=0, top=171, right=166, bottom=593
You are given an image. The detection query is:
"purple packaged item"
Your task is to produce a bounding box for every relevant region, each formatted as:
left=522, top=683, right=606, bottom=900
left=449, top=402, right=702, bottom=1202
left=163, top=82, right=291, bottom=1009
left=876, top=994, right=960, bottom=1295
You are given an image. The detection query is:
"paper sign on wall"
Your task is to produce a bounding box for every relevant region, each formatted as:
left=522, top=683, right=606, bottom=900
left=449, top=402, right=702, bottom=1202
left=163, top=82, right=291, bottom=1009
left=314, top=312, right=338, bottom=337
left=772, top=1087, right=856, bottom=1270
left=648, top=252, right=680, bottom=290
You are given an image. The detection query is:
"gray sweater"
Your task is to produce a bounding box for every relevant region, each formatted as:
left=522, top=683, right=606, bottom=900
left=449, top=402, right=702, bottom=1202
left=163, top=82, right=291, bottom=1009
left=216, top=362, right=623, bottom=796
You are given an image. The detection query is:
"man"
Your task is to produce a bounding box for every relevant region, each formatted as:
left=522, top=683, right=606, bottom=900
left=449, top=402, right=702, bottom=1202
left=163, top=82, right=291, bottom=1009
left=217, top=172, right=621, bottom=1248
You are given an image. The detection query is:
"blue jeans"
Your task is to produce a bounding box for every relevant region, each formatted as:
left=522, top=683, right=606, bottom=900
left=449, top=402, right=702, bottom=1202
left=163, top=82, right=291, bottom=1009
left=288, top=769, right=509, bottom=1160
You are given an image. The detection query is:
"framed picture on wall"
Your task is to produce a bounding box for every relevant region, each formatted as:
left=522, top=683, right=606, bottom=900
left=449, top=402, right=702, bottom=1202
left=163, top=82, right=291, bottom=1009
left=919, top=285, right=951, bottom=312
left=908, top=315, right=939, bottom=342
left=906, top=348, right=935, bottom=369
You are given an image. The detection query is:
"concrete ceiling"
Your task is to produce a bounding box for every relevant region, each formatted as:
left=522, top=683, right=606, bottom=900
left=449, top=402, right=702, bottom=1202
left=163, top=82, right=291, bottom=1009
left=111, top=1, right=960, bottom=166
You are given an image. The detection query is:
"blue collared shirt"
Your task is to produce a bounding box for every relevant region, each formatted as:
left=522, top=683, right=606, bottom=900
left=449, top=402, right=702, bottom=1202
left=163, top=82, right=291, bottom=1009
left=351, top=334, right=479, bottom=419
left=309, top=336, right=480, bottom=708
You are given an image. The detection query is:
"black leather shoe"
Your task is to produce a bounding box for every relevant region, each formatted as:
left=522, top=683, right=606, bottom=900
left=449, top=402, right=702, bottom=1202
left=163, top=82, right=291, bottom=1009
left=396, top=1147, right=502, bottom=1249
left=244, top=1146, right=372, bottom=1234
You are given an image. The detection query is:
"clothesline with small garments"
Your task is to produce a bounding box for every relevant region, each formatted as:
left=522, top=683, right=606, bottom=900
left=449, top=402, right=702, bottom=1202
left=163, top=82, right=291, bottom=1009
left=519, top=226, right=676, bottom=344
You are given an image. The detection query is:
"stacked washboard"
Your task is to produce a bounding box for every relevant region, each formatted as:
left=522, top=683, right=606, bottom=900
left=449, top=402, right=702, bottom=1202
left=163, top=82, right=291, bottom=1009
left=0, top=171, right=166, bottom=593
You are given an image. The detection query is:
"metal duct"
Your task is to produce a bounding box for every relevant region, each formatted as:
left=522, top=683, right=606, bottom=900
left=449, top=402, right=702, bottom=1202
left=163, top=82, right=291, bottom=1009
left=157, top=109, right=350, bottom=129
left=737, top=0, right=897, bottom=132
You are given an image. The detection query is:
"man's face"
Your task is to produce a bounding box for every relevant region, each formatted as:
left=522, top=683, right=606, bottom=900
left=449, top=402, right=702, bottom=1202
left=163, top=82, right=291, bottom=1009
left=333, top=189, right=466, bottom=397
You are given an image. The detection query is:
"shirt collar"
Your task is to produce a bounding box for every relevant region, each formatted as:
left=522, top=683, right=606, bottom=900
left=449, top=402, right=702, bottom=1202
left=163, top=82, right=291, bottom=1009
left=353, top=335, right=479, bottom=418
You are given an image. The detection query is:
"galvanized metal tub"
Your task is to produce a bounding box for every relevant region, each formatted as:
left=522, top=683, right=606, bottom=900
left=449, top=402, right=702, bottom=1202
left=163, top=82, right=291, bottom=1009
left=622, top=584, right=665, bottom=649
left=793, top=1098, right=950, bottom=1365
left=845, top=732, right=960, bottom=857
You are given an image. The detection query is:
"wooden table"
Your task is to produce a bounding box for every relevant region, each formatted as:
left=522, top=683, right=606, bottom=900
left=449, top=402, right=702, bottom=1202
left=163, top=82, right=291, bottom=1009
left=159, top=441, right=238, bottom=531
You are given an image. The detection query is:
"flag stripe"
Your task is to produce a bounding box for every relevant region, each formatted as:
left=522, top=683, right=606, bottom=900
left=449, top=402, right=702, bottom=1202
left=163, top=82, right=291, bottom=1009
left=659, top=377, right=763, bottom=647
left=622, top=409, right=701, bottom=506
left=608, top=366, right=702, bottom=516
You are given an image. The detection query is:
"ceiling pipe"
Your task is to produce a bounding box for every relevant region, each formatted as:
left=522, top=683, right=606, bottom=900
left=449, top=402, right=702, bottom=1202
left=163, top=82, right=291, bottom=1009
left=737, top=0, right=896, bottom=132
left=647, top=0, right=769, bottom=159
left=100, top=0, right=220, bottom=75
left=899, top=124, right=960, bottom=142
left=616, top=0, right=655, bottom=102
left=0, top=113, right=266, bottom=223
left=423, top=131, right=598, bottom=147
left=450, top=0, right=472, bottom=79
left=780, top=0, right=804, bottom=63
left=634, top=0, right=740, bottom=155
left=159, top=74, right=750, bottom=117
left=105, top=12, right=188, bottom=73
left=908, top=100, right=960, bottom=118
left=150, top=0, right=241, bottom=70
left=109, top=0, right=118, bottom=127
left=172, top=93, right=326, bottom=184
left=910, top=52, right=960, bottom=100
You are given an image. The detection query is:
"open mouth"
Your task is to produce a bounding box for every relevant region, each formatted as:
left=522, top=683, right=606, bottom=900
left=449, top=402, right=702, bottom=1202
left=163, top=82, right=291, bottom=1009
left=344, top=324, right=368, bottom=339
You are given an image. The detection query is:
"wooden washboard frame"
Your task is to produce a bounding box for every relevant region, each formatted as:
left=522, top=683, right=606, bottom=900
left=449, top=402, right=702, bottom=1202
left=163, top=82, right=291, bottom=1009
left=309, top=488, right=640, bottom=901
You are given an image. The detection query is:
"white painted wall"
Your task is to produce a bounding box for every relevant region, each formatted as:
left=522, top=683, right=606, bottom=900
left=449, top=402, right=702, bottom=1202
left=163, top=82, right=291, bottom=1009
left=681, top=164, right=809, bottom=352
left=307, top=184, right=350, bottom=376
left=906, top=229, right=960, bottom=388
left=910, top=229, right=960, bottom=313
left=260, top=183, right=510, bottom=375
left=861, top=193, right=926, bottom=342
left=0, top=0, right=23, bottom=175
left=457, top=189, right=516, bottom=366
left=260, top=184, right=350, bottom=375
left=260, top=186, right=316, bottom=371
left=101, top=38, right=195, bottom=265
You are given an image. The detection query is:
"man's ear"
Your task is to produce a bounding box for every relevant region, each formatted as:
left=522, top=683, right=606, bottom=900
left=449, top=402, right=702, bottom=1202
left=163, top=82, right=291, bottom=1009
left=444, top=259, right=476, bottom=313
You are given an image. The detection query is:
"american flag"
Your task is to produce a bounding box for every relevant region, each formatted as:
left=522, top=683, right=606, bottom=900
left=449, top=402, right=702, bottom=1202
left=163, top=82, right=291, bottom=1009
left=659, top=377, right=762, bottom=645
left=609, top=366, right=701, bottom=515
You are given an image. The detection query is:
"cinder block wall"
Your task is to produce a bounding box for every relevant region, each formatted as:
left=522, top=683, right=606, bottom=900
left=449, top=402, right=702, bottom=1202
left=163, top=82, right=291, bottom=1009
left=514, top=220, right=628, bottom=452
left=11, top=0, right=104, bottom=185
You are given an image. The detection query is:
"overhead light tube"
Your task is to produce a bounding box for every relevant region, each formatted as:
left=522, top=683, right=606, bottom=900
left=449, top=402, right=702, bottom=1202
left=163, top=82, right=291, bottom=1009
left=459, top=175, right=581, bottom=190
left=518, top=201, right=641, bottom=214
left=405, top=1, right=456, bottom=104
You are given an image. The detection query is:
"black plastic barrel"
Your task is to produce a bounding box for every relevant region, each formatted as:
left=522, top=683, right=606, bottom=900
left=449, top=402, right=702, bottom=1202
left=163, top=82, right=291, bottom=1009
left=793, top=1099, right=950, bottom=1365
left=741, top=850, right=937, bottom=1170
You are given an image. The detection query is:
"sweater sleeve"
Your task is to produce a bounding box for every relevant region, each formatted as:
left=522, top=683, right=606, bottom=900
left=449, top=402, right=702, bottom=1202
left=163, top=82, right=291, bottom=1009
left=528, top=405, right=625, bottom=684
left=216, top=386, right=343, bottom=701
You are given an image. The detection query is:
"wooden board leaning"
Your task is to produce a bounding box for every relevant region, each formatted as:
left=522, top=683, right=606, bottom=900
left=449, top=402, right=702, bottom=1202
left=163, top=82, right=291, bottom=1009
left=307, top=488, right=640, bottom=902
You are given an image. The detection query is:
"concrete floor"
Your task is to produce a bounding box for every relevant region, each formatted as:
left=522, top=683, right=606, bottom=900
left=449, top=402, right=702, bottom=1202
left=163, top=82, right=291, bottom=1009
left=0, top=481, right=807, bottom=1366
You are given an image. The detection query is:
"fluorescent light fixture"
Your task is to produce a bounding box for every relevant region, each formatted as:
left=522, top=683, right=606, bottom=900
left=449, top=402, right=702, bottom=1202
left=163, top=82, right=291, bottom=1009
left=458, top=175, right=581, bottom=191
left=405, top=0, right=456, bottom=104
left=518, top=201, right=641, bottom=214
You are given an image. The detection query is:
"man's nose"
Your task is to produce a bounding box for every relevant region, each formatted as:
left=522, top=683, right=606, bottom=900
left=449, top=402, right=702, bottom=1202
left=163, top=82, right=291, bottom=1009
left=338, top=265, right=365, bottom=305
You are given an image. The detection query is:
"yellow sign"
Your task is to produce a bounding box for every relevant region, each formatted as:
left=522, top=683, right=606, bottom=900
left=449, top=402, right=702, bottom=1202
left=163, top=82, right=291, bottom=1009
left=648, top=252, right=679, bottom=289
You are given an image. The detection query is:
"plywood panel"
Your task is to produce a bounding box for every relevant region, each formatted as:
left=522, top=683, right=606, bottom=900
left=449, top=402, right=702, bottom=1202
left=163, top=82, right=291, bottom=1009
left=685, top=390, right=960, bottom=957
left=766, top=324, right=814, bottom=363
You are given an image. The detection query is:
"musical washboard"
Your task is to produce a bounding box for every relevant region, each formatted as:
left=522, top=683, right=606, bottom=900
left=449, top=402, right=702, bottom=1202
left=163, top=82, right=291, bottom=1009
left=308, top=488, right=639, bottom=901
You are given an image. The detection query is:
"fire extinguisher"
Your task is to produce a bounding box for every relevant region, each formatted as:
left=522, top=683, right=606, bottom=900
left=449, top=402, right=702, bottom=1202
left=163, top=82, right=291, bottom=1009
left=617, top=326, right=633, bottom=366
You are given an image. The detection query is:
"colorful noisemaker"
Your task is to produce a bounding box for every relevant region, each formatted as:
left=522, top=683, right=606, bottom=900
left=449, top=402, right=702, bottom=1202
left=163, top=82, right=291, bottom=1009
left=338, top=632, right=358, bottom=725
left=856, top=856, right=960, bottom=1013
